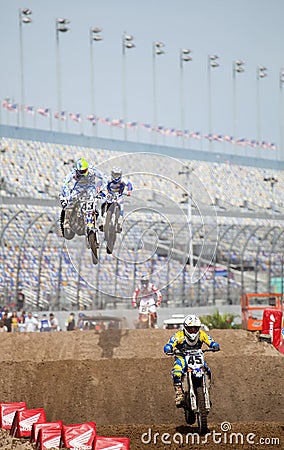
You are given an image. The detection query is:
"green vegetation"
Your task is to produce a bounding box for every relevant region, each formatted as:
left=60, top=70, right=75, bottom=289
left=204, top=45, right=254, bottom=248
left=200, top=309, right=241, bottom=329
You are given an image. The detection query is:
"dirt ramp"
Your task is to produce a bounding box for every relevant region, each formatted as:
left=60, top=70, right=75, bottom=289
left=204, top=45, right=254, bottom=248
left=0, top=329, right=283, bottom=427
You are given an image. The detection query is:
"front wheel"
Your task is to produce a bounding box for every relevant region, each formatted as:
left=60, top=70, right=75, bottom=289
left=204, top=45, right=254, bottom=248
left=88, top=231, right=99, bottom=265
left=196, top=385, right=208, bottom=435
left=105, top=210, right=116, bottom=254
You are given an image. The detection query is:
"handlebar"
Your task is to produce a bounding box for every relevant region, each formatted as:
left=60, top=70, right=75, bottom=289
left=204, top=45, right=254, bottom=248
left=167, top=347, right=220, bottom=356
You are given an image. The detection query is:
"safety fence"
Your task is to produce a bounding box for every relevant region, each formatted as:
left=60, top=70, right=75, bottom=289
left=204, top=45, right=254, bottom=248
left=1, top=207, right=284, bottom=311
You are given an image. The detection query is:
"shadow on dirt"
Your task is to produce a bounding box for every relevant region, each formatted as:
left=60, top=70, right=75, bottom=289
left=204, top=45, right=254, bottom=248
left=98, top=329, right=129, bottom=358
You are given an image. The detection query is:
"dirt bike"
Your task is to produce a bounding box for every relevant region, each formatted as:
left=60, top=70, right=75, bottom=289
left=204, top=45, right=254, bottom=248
left=138, top=304, right=156, bottom=329
left=172, top=347, right=219, bottom=435
left=63, top=191, right=101, bottom=264
left=103, top=192, right=125, bottom=254
left=76, top=190, right=101, bottom=265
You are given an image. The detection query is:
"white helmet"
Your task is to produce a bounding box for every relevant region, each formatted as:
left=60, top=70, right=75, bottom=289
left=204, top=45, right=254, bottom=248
left=183, top=315, right=201, bottom=345
left=141, top=274, right=149, bottom=287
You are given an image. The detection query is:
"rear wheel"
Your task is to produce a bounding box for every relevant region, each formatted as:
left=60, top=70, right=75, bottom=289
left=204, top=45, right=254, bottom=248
left=88, top=231, right=99, bottom=265
left=196, top=385, right=207, bottom=435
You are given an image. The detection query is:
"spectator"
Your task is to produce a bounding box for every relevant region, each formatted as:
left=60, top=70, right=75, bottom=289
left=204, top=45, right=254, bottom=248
left=17, top=315, right=26, bottom=332
left=16, top=290, right=25, bottom=311
left=66, top=313, right=76, bottom=331
left=0, top=319, right=8, bottom=332
left=77, top=313, right=86, bottom=331
left=49, top=313, right=60, bottom=331
left=11, top=311, right=19, bottom=333
left=40, top=314, right=51, bottom=332
left=33, top=314, right=40, bottom=332
left=25, top=312, right=38, bottom=332
left=2, top=312, right=12, bottom=332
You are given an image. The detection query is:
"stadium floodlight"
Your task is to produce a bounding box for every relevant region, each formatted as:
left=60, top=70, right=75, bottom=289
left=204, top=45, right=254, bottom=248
left=19, top=8, right=33, bottom=127
left=89, top=27, right=103, bottom=136
left=280, top=69, right=284, bottom=87
left=257, top=66, right=268, bottom=79
left=152, top=41, right=165, bottom=144
left=56, top=18, right=70, bottom=132
left=208, top=54, right=220, bottom=151
left=122, top=32, right=135, bottom=140
left=179, top=49, right=192, bottom=147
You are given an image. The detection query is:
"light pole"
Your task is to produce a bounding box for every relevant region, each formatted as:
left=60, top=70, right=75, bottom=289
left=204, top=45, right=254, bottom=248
left=279, top=69, right=284, bottom=160
left=232, top=59, right=245, bottom=155
left=19, top=8, right=32, bottom=128
left=90, top=27, right=103, bottom=136
left=257, top=66, right=268, bottom=154
left=179, top=48, right=192, bottom=147
left=152, top=41, right=165, bottom=144
left=56, top=18, right=70, bottom=132
left=122, top=32, right=135, bottom=140
left=178, top=165, right=194, bottom=304
left=208, top=54, right=219, bottom=151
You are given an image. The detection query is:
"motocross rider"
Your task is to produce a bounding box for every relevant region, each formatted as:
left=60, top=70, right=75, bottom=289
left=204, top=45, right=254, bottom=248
left=99, top=167, right=133, bottom=233
left=59, top=157, right=105, bottom=237
left=132, top=274, right=162, bottom=328
left=164, top=314, right=220, bottom=407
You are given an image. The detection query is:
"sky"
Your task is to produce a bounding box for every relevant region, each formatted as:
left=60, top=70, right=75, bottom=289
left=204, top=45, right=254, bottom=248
left=1, top=0, right=284, bottom=157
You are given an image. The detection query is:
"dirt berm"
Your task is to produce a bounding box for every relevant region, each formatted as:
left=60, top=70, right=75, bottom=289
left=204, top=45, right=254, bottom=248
left=0, top=329, right=283, bottom=449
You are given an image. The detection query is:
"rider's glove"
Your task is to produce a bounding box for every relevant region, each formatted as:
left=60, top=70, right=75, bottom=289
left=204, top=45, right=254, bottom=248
left=210, top=342, right=220, bottom=351
left=164, top=344, right=173, bottom=355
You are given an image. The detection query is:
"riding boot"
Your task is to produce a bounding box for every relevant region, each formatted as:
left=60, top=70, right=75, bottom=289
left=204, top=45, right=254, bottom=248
left=174, top=383, right=184, bottom=408
left=99, top=214, right=105, bottom=232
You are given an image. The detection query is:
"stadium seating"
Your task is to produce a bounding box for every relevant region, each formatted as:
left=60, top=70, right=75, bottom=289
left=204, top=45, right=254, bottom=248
left=1, top=136, right=284, bottom=309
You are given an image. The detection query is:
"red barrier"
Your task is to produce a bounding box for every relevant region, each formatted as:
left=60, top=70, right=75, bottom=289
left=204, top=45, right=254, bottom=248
left=0, top=402, right=26, bottom=429
left=36, top=427, right=62, bottom=450
left=262, top=309, right=283, bottom=350
left=94, top=436, right=130, bottom=449
left=10, top=408, right=46, bottom=438
left=60, top=422, right=96, bottom=449
left=31, top=420, right=63, bottom=443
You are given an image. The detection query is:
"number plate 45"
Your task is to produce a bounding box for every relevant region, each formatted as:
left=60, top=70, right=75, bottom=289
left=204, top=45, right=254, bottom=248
left=185, top=350, right=205, bottom=369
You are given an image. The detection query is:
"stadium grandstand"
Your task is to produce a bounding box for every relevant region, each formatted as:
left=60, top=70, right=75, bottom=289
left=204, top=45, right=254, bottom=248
left=1, top=124, right=284, bottom=312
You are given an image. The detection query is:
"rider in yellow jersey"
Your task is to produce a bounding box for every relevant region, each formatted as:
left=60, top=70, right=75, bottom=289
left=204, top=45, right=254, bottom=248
left=164, top=314, right=220, bottom=407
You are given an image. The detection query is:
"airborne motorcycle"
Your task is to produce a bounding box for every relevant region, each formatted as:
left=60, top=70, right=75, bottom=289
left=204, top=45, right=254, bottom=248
left=62, top=190, right=102, bottom=265
left=103, top=192, right=125, bottom=254
left=172, top=347, right=219, bottom=435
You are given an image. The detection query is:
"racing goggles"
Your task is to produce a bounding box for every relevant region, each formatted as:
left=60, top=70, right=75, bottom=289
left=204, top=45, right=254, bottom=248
left=77, top=167, right=88, bottom=176
left=184, top=325, right=200, bottom=334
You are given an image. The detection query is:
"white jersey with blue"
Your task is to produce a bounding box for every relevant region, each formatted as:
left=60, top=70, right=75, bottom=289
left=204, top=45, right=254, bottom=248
left=62, top=165, right=106, bottom=202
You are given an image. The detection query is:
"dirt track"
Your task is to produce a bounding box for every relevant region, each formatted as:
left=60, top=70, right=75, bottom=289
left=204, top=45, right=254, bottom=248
left=0, top=329, right=283, bottom=449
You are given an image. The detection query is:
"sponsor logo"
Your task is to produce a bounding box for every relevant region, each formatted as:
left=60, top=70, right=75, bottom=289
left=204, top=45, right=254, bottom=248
left=269, top=314, right=276, bottom=341
left=43, top=436, right=61, bottom=449
left=68, top=429, right=94, bottom=449
left=19, top=413, right=41, bottom=431
left=2, top=412, right=16, bottom=426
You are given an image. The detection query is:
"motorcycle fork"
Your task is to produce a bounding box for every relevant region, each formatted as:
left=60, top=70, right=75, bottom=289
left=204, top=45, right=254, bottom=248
left=187, top=372, right=197, bottom=412
left=85, top=212, right=99, bottom=243
left=203, top=375, right=211, bottom=411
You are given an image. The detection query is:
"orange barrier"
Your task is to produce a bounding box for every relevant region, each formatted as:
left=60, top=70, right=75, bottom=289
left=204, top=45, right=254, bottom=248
left=241, top=293, right=283, bottom=331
